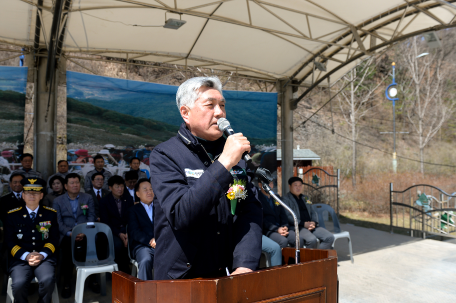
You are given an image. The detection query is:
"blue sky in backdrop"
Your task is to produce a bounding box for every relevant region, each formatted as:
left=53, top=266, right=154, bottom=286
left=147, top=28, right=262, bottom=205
left=0, top=66, right=28, bottom=93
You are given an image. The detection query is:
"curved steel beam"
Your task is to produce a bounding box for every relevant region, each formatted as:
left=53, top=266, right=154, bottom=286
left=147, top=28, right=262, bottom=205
left=293, top=22, right=456, bottom=106
left=294, top=0, right=456, bottom=86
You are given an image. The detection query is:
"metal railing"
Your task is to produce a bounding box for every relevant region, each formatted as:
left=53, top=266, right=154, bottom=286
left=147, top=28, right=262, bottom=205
left=390, top=183, right=456, bottom=239
left=300, top=167, right=340, bottom=215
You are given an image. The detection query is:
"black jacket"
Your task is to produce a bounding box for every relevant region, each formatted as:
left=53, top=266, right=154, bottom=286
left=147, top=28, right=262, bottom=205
left=0, top=192, right=25, bottom=226
left=257, top=191, right=289, bottom=237
left=99, top=192, right=134, bottom=236
left=86, top=188, right=109, bottom=218
left=149, top=123, right=262, bottom=280
left=5, top=206, right=59, bottom=264
left=128, top=203, right=154, bottom=259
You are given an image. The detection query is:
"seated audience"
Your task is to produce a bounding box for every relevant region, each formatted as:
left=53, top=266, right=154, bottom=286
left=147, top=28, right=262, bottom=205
left=86, top=172, right=109, bottom=220
left=0, top=173, right=25, bottom=225
left=99, top=175, right=134, bottom=273
left=46, top=160, right=69, bottom=193
left=13, top=153, right=42, bottom=179
left=124, top=171, right=139, bottom=202
left=0, top=173, right=25, bottom=273
left=122, top=157, right=148, bottom=180
left=128, top=178, right=155, bottom=280
left=258, top=179, right=296, bottom=249
left=262, top=235, right=282, bottom=267
left=84, top=154, right=112, bottom=192
left=53, top=173, right=97, bottom=298
left=6, top=178, right=58, bottom=303
left=42, top=175, right=65, bottom=207
left=282, top=177, right=334, bottom=249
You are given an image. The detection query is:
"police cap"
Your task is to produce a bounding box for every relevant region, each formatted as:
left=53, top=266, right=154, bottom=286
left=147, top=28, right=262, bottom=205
left=20, top=178, right=46, bottom=192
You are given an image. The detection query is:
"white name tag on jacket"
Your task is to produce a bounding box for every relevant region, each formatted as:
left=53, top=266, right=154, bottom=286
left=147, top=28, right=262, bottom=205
left=185, top=168, right=204, bottom=178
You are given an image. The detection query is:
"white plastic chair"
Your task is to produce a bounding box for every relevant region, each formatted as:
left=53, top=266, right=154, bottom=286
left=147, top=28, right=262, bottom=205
left=312, top=204, right=354, bottom=263
left=71, top=222, right=118, bottom=303
left=6, top=277, right=59, bottom=303
left=261, top=251, right=271, bottom=268
left=126, top=225, right=139, bottom=278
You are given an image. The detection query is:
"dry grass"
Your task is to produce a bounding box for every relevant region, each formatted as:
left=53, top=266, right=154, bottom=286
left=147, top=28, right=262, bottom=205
left=340, top=172, right=456, bottom=215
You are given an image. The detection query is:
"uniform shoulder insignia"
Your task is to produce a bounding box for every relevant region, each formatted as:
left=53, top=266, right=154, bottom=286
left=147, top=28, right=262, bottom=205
left=43, top=206, right=57, bottom=213
left=8, top=207, right=22, bottom=214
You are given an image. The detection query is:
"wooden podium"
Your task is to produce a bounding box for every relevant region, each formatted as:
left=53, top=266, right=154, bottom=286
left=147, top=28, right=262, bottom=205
left=112, top=248, right=338, bottom=303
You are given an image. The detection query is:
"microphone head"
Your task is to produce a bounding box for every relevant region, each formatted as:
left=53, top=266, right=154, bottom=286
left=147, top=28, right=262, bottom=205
left=217, top=118, right=231, bottom=132
left=256, top=167, right=273, bottom=183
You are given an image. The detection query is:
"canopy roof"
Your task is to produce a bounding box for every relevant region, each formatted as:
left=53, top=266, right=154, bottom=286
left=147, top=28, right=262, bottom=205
left=3, top=0, right=456, bottom=93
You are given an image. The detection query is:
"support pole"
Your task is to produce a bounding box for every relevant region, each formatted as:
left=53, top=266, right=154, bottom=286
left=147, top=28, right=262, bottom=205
left=35, top=55, right=57, bottom=180
left=23, top=54, right=36, bottom=160
left=278, top=80, right=294, bottom=195
left=55, top=57, right=67, bottom=170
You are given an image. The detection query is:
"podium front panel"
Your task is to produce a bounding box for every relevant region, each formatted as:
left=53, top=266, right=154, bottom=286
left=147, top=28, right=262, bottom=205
left=112, top=248, right=337, bottom=303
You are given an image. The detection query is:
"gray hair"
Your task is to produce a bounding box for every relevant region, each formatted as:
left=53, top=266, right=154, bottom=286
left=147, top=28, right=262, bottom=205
left=176, top=77, right=224, bottom=109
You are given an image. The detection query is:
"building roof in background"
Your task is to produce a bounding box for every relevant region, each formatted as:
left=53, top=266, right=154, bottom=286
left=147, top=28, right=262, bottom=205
left=277, top=148, right=320, bottom=161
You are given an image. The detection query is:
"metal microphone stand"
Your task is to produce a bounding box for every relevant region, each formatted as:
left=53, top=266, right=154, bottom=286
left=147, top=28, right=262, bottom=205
left=261, top=183, right=300, bottom=264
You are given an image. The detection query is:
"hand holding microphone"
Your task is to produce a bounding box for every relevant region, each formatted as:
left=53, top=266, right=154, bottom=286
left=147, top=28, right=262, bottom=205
left=217, top=118, right=251, bottom=171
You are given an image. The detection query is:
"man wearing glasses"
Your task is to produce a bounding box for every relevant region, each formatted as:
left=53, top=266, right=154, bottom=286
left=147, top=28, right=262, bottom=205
left=5, top=178, right=59, bottom=303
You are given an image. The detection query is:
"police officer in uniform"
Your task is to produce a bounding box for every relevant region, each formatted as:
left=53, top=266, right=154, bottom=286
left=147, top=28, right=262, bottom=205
left=5, top=178, right=59, bottom=303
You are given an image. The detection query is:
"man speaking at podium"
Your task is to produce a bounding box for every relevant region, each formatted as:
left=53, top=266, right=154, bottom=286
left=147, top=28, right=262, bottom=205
left=149, top=77, right=262, bottom=280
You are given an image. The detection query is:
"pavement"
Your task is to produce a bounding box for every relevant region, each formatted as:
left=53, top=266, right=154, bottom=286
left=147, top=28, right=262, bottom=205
left=335, top=223, right=456, bottom=303
left=1, top=223, right=455, bottom=302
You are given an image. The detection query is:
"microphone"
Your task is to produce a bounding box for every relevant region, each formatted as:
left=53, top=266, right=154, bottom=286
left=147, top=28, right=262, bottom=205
left=217, top=118, right=252, bottom=162
left=256, top=167, right=300, bottom=264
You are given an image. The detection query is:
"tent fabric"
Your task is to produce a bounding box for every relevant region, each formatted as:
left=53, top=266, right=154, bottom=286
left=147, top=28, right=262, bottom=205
left=2, top=0, right=456, bottom=86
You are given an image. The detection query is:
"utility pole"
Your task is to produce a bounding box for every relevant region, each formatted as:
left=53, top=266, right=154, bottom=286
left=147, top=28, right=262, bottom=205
left=385, top=62, right=399, bottom=173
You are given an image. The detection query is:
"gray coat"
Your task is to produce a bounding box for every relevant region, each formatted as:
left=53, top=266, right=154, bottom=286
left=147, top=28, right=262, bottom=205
left=13, top=168, right=42, bottom=179
left=83, top=169, right=112, bottom=192
left=53, top=192, right=96, bottom=242
left=281, top=192, right=319, bottom=231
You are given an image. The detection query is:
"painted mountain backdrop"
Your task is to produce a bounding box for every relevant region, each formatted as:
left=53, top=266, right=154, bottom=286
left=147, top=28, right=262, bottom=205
left=67, top=71, right=277, bottom=142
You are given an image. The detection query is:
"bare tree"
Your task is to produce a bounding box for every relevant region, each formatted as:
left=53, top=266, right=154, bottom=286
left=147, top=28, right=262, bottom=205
left=399, top=36, right=455, bottom=174
left=337, top=57, right=386, bottom=188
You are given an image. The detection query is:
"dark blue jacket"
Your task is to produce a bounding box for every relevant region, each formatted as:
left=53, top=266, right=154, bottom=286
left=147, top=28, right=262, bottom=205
left=99, top=192, right=134, bottom=236
left=128, top=203, right=154, bottom=259
left=258, top=191, right=289, bottom=237
left=6, top=206, right=59, bottom=264
left=150, top=123, right=262, bottom=280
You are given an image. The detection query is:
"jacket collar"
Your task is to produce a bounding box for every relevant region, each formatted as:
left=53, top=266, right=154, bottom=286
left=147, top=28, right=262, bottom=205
left=177, top=122, right=228, bottom=163
left=177, top=122, right=199, bottom=149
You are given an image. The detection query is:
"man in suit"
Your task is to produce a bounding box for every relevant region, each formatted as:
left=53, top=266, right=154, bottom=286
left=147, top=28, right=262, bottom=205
left=282, top=177, right=334, bottom=249
left=5, top=177, right=59, bottom=303
left=53, top=173, right=97, bottom=298
left=46, top=160, right=69, bottom=194
left=124, top=171, right=138, bottom=202
left=83, top=155, right=112, bottom=192
left=86, top=172, right=109, bottom=220
left=122, top=157, right=148, bottom=180
left=128, top=178, right=155, bottom=280
left=0, top=173, right=25, bottom=225
left=149, top=77, right=262, bottom=280
left=99, top=175, right=134, bottom=273
left=12, top=153, right=42, bottom=179
left=257, top=179, right=296, bottom=249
